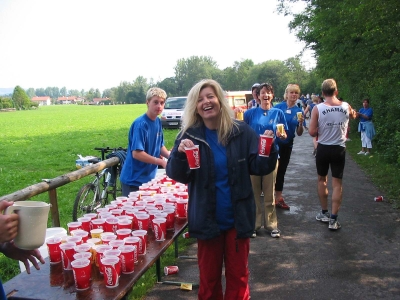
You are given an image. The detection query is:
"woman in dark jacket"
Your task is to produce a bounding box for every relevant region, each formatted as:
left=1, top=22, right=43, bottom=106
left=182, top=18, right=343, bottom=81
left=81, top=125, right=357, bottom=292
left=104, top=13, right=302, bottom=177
left=166, top=79, right=278, bottom=300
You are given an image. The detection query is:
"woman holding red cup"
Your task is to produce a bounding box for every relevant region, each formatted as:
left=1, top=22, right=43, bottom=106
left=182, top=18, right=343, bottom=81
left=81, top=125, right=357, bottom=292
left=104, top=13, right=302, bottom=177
left=166, top=79, right=278, bottom=300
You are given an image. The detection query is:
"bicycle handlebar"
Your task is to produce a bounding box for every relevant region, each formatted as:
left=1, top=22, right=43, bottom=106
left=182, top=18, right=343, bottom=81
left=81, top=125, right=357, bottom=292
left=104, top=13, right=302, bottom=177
left=93, top=147, right=127, bottom=161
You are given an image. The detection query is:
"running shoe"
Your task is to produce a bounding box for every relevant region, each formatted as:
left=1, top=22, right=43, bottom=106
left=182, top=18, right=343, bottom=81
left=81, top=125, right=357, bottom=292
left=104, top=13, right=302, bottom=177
left=251, top=231, right=257, bottom=238
left=357, top=151, right=365, bottom=155
left=276, top=198, right=290, bottom=210
left=329, top=218, right=342, bottom=230
left=315, top=211, right=330, bottom=223
left=270, top=229, right=281, bottom=238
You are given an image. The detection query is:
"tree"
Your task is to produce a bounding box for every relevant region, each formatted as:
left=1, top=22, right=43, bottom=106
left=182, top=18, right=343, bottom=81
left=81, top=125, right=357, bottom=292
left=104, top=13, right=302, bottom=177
left=174, top=56, right=219, bottom=95
left=12, top=86, right=33, bottom=110
left=278, top=0, right=400, bottom=164
left=26, top=88, right=35, bottom=98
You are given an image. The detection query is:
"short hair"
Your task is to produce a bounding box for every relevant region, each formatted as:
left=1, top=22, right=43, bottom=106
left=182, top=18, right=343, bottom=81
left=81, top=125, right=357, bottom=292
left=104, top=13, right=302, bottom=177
left=146, top=87, right=167, bottom=101
left=321, top=79, right=337, bottom=97
left=312, top=95, right=319, bottom=103
left=180, top=79, right=235, bottom=146
left=256, top=83, right=274, bottom=96
left=363, top=98, right=370, bottom=104
left=284, top=84, right=301, bottom=100
left=251, top=83, right=260, bottom=92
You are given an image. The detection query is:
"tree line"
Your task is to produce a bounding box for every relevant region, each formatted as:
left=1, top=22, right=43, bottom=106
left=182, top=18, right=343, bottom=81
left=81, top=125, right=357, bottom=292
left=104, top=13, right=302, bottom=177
left=0, top=55, right=320, bottom=109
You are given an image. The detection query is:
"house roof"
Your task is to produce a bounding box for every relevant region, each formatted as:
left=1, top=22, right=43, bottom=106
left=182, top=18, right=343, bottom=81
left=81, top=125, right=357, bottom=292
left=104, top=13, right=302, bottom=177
left=32, top=96, right=50, bottom=101
left=58, top=96, right=77, bottom=101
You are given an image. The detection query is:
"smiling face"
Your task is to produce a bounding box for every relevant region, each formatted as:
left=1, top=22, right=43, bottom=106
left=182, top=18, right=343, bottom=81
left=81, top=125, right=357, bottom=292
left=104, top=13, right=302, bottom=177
left=196, top=86, right=221, bottom=128
left=258, top=86, right=274, bottom=110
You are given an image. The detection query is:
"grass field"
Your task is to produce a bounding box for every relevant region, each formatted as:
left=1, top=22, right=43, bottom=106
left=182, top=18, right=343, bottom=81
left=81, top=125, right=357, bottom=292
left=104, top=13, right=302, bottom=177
left=0, top=104, right=184, bottom=299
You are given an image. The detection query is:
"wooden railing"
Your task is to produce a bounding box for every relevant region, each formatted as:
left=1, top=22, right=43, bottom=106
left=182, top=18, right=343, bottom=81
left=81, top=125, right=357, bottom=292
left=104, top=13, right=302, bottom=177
left=0, top=157, right=120, bottom=227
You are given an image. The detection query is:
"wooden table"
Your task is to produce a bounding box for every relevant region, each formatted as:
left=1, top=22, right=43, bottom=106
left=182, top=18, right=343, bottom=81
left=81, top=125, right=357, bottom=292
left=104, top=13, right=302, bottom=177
left=4, top=218, right=188, bottom=300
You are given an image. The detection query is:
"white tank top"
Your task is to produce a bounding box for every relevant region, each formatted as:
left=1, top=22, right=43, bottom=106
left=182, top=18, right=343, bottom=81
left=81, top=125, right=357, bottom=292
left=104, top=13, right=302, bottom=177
left=317, top=102, right=350, bottom=147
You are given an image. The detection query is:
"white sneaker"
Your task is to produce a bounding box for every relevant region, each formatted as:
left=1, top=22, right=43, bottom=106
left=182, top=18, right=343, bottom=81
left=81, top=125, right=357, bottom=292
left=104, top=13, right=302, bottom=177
left=357, top=151, right=365, bottom=155
left=365, top=152, right=370, bottom=156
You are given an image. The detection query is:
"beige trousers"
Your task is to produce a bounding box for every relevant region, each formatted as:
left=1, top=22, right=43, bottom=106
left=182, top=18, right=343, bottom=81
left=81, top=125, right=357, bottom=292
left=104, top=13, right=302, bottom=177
left=251, top=161, right=278, bottom=231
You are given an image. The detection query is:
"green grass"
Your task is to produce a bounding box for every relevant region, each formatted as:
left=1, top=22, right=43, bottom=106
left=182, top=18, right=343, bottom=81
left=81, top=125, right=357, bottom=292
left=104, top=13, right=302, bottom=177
left=346, top=120, right=400, bottom=208
left=0, top=105, right=193, bottom=299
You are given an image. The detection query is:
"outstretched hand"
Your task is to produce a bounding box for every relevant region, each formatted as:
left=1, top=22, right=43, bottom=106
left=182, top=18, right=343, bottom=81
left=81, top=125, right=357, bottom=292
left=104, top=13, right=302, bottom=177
left=0, top=241, right=45, bottom=274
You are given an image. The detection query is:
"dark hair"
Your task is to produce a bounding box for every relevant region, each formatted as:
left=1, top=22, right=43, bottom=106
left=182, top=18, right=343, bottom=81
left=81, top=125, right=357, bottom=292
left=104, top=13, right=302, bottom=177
left=256, top=83, right=274, bottom=96
left=363, top=98, right=370, bottom=104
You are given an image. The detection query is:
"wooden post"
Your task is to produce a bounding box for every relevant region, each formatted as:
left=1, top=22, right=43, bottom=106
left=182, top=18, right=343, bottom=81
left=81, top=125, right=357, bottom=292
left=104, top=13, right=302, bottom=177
left=48, top=189, right=60, bottom=227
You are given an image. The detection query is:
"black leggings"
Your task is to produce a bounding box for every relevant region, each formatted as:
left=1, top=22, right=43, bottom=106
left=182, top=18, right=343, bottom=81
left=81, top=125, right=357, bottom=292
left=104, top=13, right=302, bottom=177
left=275, top=143, right=293, bottom=192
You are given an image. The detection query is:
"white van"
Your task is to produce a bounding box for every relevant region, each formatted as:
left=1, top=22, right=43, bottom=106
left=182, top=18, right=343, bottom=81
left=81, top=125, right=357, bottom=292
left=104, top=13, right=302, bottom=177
left=160, top=96, right=187, bottom=129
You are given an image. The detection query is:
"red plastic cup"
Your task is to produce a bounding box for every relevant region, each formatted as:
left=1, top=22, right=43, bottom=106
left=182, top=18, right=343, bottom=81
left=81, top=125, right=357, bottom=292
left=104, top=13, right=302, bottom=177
left=66, top=235, right=83, bottom=245
left=185, top=145, right=200, bottom=169
left=95, top=244, right=112, bottom=272
left=71, top=259, right=92, bottom=291
left=109, top=239, right=125, bottom=250
left=74, top=243, right=92, bottom=254
left=136, top=214, right=150, bottom=231
left=118, top=245, right=135, bottom=274
left=67, top=221, right=82, bottom=235
left=152, top=218, right=167, bottom=242
left=116, top=228, right=132, bottom=240
left=105, top=217, right=119, bottom=233
left=91, top=218, right=106, bottom=230
left=101, top=256, right=120, bottom=288
left=90, top=228, right=104, bottom=239
left=123, top=237, right=140, bottom=264
left=258, top=134, right=273, bottom=157
left=77, top=217, right=91, bottom=232
left=163, top=209, right=175, bottom=231
left=117, top=219, right=132, bottom=230
left=104, top=250, right=121, bottom=275
left=46, top=236, right=62, bottom=264
left=72, top=230, right=89, bottom=243
left=101, top=234, right=117, bottom=245
left=110, top=209, right=123, bottom=217
left=131, top=230, right=147, bottom=255
left=73, top=252, right=92, bottom=262
left=59, top=242, right=76, bottom=270
left=176, top=199, right=188, bottom=218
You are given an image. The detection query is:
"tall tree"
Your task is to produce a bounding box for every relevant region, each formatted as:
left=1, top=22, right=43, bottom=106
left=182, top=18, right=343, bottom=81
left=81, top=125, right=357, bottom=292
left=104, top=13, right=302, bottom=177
left=12, top=86, right=32, bottom=110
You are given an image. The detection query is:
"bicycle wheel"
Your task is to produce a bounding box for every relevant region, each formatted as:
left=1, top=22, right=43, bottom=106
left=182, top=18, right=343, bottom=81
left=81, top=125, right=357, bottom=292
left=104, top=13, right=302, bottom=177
left=72, top=183, right=101, bottom=221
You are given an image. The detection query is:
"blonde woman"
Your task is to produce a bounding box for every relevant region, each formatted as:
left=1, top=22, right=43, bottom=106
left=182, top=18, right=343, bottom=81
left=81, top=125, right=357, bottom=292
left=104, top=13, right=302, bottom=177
left=167, top=79, right=278, bottom=299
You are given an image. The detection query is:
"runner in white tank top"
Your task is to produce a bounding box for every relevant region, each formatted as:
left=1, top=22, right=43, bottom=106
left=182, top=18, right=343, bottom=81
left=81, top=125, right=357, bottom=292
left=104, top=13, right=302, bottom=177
left=308, top=79, right=357, bottom=231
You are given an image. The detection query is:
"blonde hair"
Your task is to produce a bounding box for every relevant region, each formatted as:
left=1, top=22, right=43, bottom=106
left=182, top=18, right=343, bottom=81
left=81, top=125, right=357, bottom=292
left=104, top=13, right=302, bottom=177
left=284, top=84, right=301, bottom=100
left=321, top=79, right=337, bottom=97
left=180, top=79, right=235, bottom=146
left=312, top=95, right=319, bottom=103
left=146, top=87, right=167, bottom=102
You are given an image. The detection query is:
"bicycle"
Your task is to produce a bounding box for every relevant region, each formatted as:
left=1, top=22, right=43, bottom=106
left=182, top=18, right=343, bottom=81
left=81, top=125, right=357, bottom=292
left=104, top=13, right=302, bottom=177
left=72, top=147, right=127, bottom=221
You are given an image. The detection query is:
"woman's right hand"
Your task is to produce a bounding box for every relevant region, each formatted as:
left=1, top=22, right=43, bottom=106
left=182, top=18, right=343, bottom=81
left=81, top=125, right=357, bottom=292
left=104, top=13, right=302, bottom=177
left=178, top=139, right=194, bottom=153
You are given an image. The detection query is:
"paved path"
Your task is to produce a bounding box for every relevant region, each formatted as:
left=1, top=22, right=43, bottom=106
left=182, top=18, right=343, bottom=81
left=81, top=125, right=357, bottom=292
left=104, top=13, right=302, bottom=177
left=145, top=133, right=400, bottom=300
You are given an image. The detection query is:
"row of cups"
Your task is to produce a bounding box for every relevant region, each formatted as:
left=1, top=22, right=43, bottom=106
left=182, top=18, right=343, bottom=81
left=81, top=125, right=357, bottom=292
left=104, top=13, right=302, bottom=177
left=46, top=229, right=151, bottom=290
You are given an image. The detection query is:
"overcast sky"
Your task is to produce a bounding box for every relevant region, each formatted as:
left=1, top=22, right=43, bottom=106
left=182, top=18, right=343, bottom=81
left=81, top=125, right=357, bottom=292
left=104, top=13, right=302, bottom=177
left=0, top=0, right=315, bottom=92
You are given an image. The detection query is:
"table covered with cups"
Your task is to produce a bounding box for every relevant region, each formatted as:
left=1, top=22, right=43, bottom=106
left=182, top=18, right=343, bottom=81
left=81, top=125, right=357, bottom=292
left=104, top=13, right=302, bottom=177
left=4, top=172, right=189, bottom=300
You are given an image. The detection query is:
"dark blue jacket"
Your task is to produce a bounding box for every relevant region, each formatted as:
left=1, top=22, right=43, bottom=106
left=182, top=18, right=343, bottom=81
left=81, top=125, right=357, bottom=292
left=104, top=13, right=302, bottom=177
left=166, top=120, right=278, bottom=240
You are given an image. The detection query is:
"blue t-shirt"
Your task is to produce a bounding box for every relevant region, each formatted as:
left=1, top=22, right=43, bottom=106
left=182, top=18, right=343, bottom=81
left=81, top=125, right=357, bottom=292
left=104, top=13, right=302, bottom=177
left=120, top=113, right=165, bottom=187
left=359, top=107, right=373, bottom=123
left=244, top=107, right=287, bottom=136
left=274, top=102, right=306, bottom=146
left=205, top=127, right=233, bottom=231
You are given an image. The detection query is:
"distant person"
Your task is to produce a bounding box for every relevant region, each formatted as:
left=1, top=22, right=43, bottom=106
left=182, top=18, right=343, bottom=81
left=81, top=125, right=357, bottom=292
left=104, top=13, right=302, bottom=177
left=309, top=79, right=357, bottom=230
left=274, top=84, right=305, bottom=210
left=304, top=96, right=320, bottom=156
left=244, top=83, right=287, bottom=238
left=120, top=87, right=170, bottom=196
left=356, top=98, right=375, bottom=155
left=247, top=83, right=260, bottom=109
left=0, top=201, right=45, bottom=298
left=166, top=79, right=278, bottom=300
